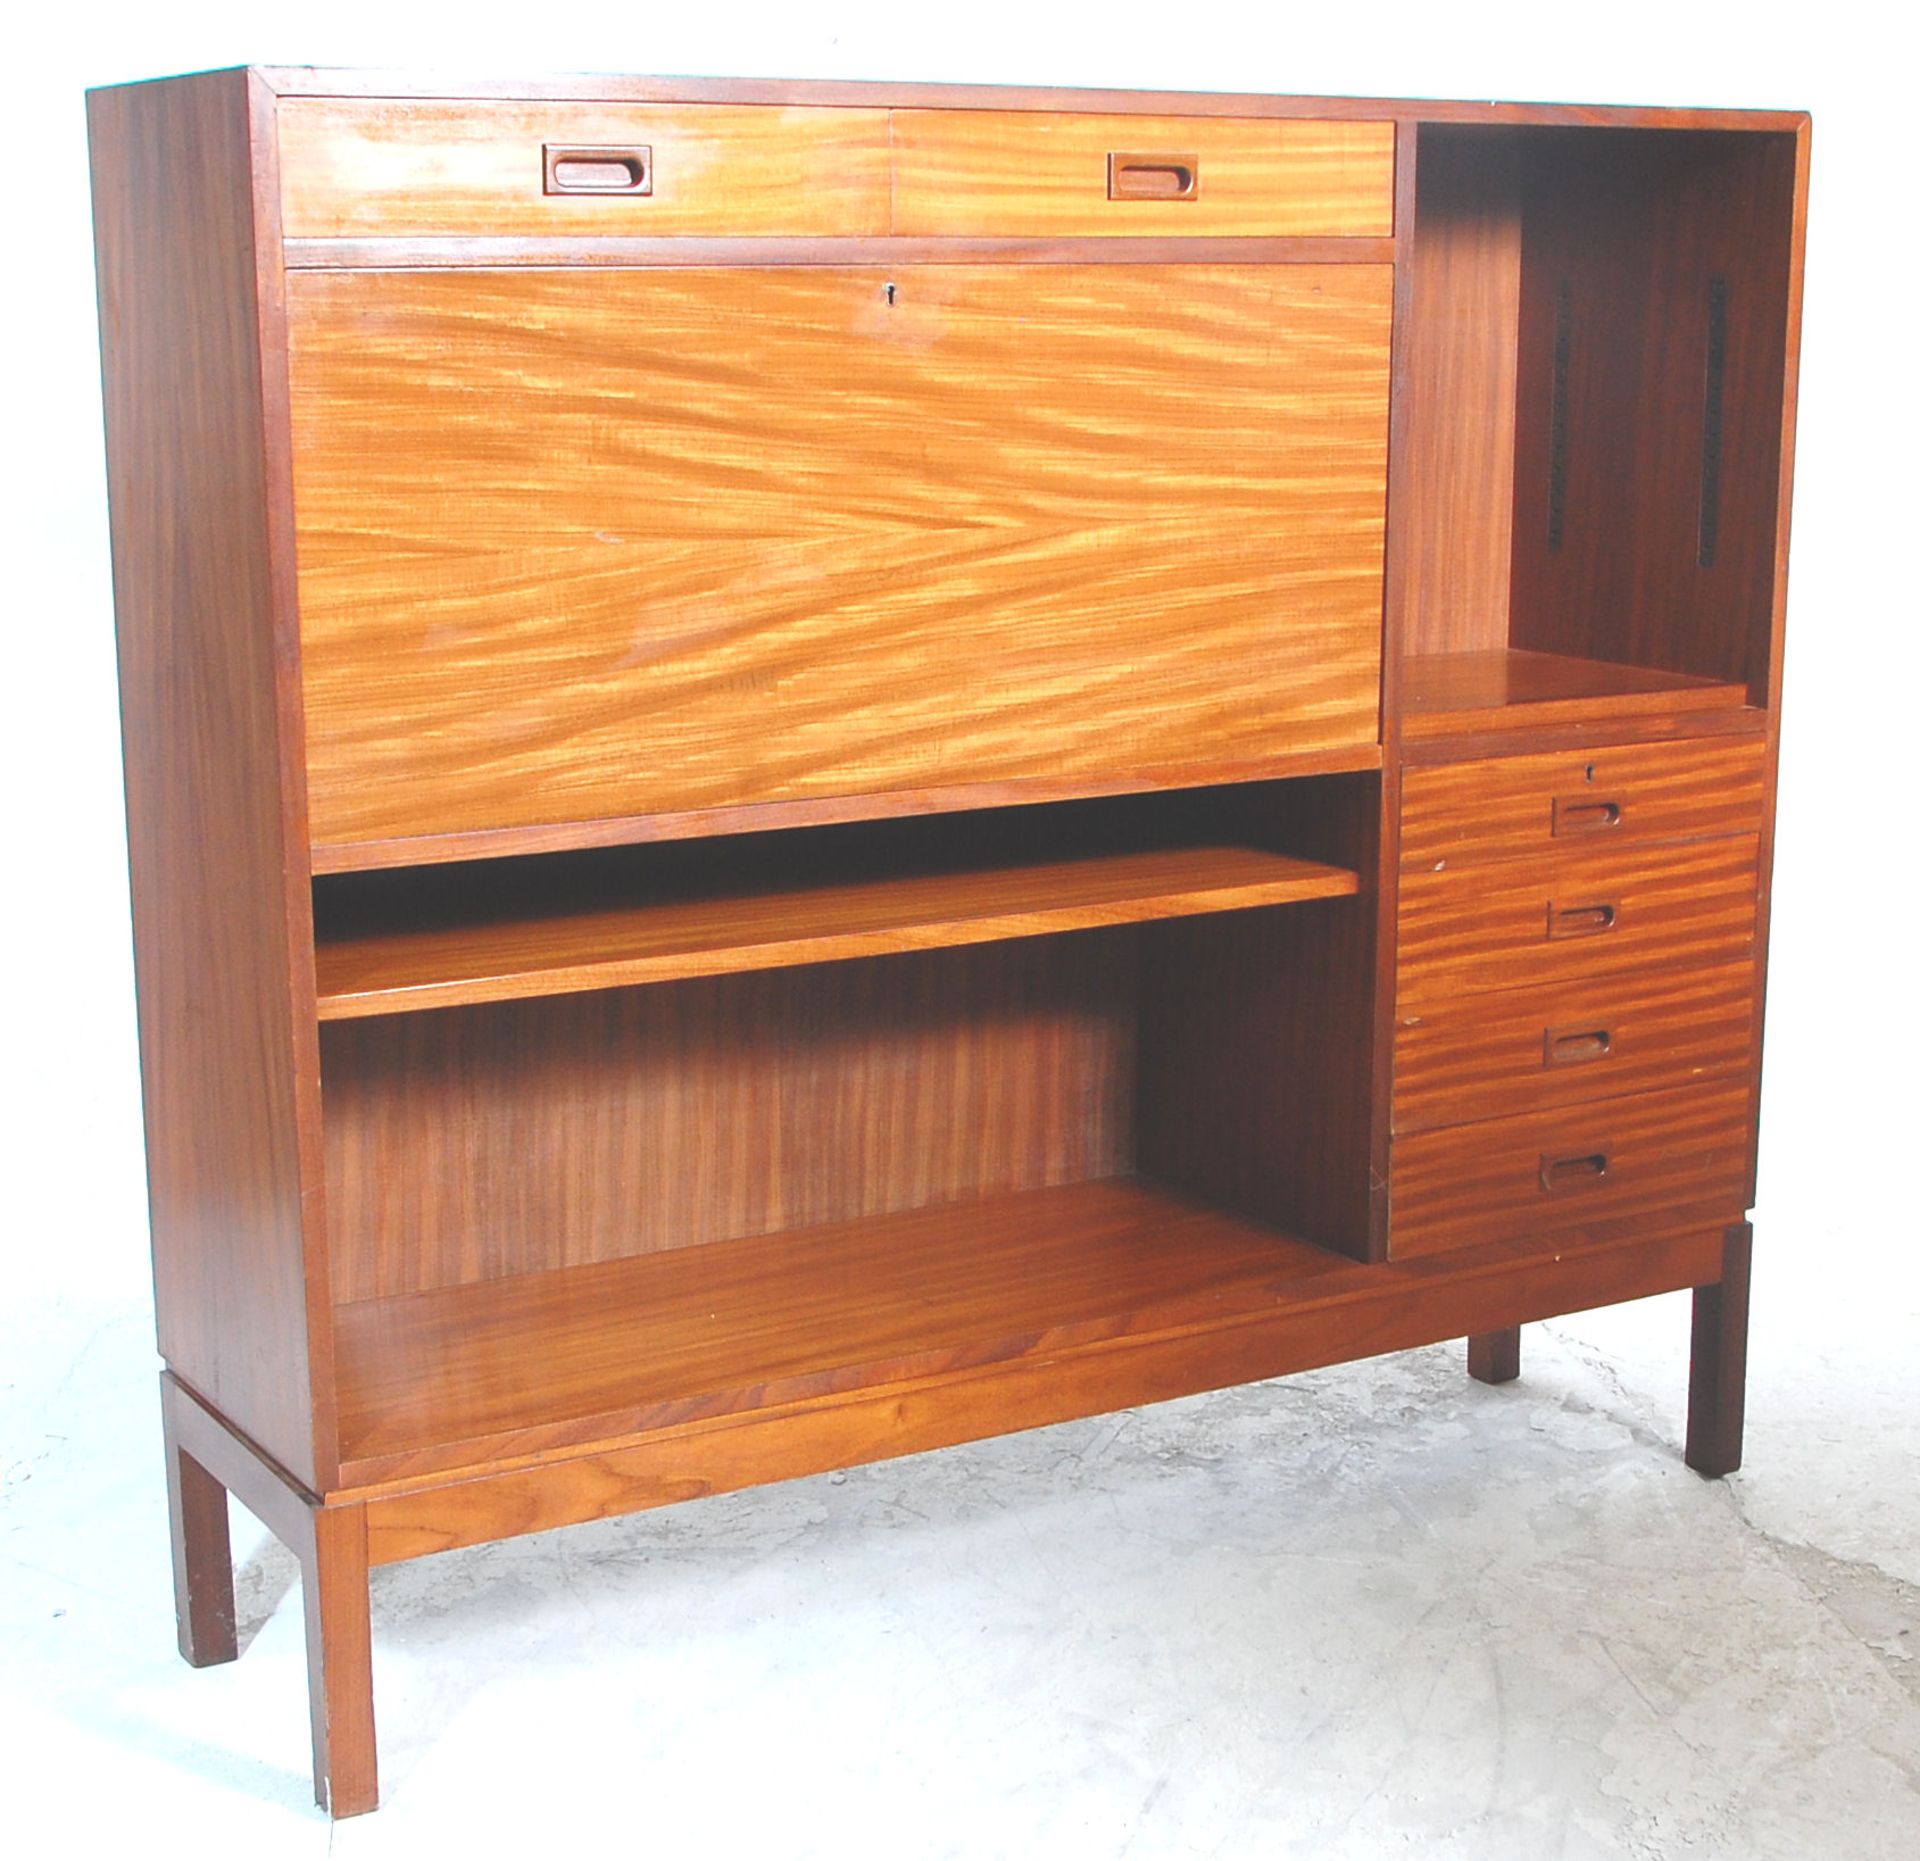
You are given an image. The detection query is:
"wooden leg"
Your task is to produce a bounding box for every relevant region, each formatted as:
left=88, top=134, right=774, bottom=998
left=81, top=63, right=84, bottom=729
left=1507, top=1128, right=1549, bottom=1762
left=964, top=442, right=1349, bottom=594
left=301, top=1503, right=379, bottom=1818
left=161, top=1379, right=238, bottom=1667
left=1686, top=1221, right=1753, bottom=1478
left=1468, top=1326, right=1522, bottom=1385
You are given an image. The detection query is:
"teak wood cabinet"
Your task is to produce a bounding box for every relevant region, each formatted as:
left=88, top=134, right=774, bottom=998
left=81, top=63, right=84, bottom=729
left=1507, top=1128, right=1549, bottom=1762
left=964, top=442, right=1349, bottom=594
left=87, top=68, right=1808, bottom=1816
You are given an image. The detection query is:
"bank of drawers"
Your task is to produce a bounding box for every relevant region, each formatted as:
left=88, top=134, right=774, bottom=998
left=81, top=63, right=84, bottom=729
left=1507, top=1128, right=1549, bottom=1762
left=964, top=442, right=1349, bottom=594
left=1390, top=734, right=1767, bottom=1259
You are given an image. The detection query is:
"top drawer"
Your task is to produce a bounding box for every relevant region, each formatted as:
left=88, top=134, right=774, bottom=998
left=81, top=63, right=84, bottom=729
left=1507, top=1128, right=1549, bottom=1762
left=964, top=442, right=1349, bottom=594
left=1400, top=735, right=1768, bottom=875
left=276, top=99, right=894, bottom=238
left=891, top=112, right=1395, bottom=237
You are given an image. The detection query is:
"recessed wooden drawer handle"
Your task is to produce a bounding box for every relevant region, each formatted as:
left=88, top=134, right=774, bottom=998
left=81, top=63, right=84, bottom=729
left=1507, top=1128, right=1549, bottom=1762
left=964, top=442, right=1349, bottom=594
left=1108, top=152, right=1199, bottom=201
left=1547, top=900, right=1619, bottom=940
left=1553, top=796, right=1625, bottom=837
left=1544, top=1025, right=1614, bottom=1067
left=543, top=144, right=653, bottom=196
left=1540, top=1149, right=1612, bottom=1192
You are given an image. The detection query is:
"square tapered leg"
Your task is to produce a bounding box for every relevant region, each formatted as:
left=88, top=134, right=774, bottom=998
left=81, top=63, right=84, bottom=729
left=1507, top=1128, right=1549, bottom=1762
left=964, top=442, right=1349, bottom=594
left=160, top=1378, right=238, bottom=1667
left=1468, top=1327, right=1522, bottom=1385
left=1686, top=1222, right=1753, bottom=1478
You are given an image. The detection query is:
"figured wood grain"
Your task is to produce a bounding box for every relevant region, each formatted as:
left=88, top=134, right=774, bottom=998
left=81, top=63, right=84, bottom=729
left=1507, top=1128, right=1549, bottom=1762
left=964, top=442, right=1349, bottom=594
left=333, top=1176, right=1341, bottom=1480
left=1390, top=1077, right=1751, bottom=1258
left=283, top=234, right=1402, bottom=270
left=1393, top=958, right=1754, bottom=1132
left=285, top=262, right=1392, bottom=851
left=321, top=935, right=1140, bottom=1301
left=1395, top=834, right=1760, bottom=1007
left=1400, top=650, right=1754, bottom=741
left=88, top=72, right=336, bottom=1491
left=348, top=1219, right=1730, bottom=1540
left=1397, top=128, right=1523, bottom=655
left=308, top=745, right=1386, bottom=875
left=890, top=112, right=1394, bottom=236
left=313, top=844, right=1356, bottom=1019
left=1400, top=707, right=1771, bottom=768
left=276, top=99, right=892, bottom=237
left=1398, top=733, right=1767, bottom=873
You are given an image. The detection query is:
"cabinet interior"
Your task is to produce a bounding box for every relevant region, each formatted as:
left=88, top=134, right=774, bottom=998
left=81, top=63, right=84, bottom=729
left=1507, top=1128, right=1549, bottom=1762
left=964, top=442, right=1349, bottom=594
left=315, top=777, right=1380, bottom=1478
left=1400, top=124, right=1799, bottom=737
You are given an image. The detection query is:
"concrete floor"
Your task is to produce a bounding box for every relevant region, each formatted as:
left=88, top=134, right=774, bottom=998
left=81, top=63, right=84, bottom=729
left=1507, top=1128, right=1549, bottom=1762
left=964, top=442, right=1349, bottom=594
left=3, top=1248, right=1915, bottom=1858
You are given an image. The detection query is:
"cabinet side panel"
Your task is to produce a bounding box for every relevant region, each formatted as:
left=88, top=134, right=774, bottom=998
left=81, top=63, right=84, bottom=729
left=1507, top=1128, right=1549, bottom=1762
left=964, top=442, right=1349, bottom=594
left=89, top=71, right=333, bottom=1489
left=1397, top=127, right=1523, bottom=656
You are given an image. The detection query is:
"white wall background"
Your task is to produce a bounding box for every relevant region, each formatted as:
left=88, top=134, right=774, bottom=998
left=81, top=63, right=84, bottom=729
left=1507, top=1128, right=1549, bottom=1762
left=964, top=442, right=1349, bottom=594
left=5, top=4, right=1909, bottom=1451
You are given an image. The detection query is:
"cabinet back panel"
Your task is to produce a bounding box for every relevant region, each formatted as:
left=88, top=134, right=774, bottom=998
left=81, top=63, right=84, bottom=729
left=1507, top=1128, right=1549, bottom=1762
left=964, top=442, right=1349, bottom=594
left=286, top=263, right=1390, bottom=850
left=321, top=934, right=1138, bottom=1300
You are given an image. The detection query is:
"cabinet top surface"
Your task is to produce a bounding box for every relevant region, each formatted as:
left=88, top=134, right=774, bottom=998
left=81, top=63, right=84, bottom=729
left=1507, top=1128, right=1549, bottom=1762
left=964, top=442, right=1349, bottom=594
left=90, top=65, right=1809, bottom=131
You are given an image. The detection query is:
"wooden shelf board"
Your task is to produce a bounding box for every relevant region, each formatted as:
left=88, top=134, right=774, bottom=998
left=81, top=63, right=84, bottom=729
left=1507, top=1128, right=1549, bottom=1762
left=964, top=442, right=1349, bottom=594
left=333, top=1177, right=1350, bottom=1481
left=1401, top=649, right=1754, bottom=741
left=314, top=843, right=1358, bottom=1019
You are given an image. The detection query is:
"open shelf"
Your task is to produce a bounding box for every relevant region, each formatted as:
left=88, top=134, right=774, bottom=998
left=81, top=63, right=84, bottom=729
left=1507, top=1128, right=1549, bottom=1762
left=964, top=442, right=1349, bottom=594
left=314, top=840, right=1358, bottom=1020
left=332, top=1176, right=1349, bottom=1482
left=1401, top=650, right=1755, bottom=742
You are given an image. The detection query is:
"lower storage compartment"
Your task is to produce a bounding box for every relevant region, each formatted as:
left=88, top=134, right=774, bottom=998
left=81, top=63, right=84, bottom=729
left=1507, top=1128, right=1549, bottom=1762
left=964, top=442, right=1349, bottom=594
left=317, top=783, right=1383, bottom=1480
left=332, top=1175, right=1354, bottom=1483
left=1388, top=1076, right=1752, bottom=1259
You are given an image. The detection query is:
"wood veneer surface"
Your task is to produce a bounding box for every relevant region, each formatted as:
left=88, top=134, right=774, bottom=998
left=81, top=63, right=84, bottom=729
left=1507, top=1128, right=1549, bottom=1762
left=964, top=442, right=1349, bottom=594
left=277, top=99, right=893, bottom=238
left=333, top=1176, right=1342, bottom=1478
left=250, top=69, right=1809, bottom=134
left=286, top=262, right=1391, bottom=849
left=88, top=71, right=335, bottom=1488
left=353, top=1220, right=1732, bottom=1545
left=1389, top=1076, right=1751, bottom=1257
left=1400, top=650, right=1754, bottom=741
left=1393, top=959, right=1754, bottom=1132
left=1396, top=130, right=1523, bottom=656
left=1508, top=131, right=1797, bottom=704
left=1396, top=833, right=1761, bottom=1005
left=1398, top=731, right=1767, bottom=871
left=890, top=112, right=1393, bottom=236
left=321, top=935, right=1142, bottom=1301
left=314, top=844, right=1356, bottom=1019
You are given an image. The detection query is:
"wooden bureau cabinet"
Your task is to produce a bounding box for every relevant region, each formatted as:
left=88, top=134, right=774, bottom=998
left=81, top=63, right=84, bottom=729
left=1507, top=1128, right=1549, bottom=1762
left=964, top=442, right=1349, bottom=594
left=87, top=69, right=1808, bottom=1815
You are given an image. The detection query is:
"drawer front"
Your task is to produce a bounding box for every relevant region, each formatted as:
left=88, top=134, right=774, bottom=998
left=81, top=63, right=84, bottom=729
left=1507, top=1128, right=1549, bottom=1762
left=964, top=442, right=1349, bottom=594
left=1390, top=1077, right=1752, bottom=1259
left=1393, top=960, right=1754, bottom=1134
left=287, top=263, right=1391, bottom=853
left=891, top=112, right=1395, bottom=237
left=1399, top=735, right=1767, bottom=876
left=276, top=99, right=893, bottom=238
left=1396, top=835, right=1759, bottom=1007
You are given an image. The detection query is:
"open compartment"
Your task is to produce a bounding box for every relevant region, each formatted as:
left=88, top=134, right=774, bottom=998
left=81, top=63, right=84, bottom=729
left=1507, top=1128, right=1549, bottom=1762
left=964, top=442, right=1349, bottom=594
left=1397, top=123, right=1798, bottom=742
left=314, top=777, right=1382, bottom=1485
